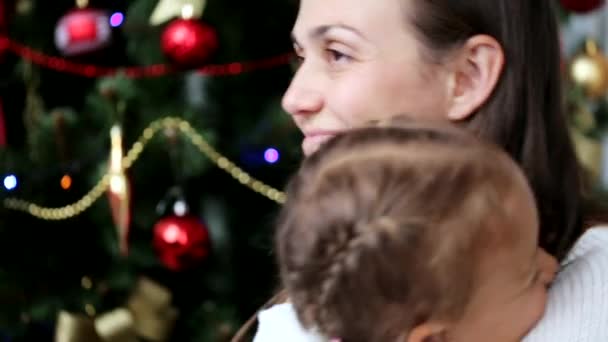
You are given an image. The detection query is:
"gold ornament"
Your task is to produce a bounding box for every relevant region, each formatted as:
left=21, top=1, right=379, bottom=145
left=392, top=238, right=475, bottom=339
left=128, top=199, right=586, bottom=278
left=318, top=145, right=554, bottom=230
left=127, top=278, right=178, bottom=341
left=570, top=39, right=608, bottom=99
left=149, top=0, right=207, bottom=25
left=55, top=277, right=177, bottom=342
left=107, top=125, right=131, bottom=256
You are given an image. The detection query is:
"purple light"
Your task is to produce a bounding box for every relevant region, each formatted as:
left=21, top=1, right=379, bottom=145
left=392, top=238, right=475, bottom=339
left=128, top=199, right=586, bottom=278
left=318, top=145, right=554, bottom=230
left=264, top=148, right=280, bottom=164
left=109, top=12, right=124, bottom=27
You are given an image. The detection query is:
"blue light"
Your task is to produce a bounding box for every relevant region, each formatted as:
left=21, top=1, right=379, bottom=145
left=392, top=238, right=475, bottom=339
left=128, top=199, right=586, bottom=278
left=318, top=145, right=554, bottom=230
left=3, top=174, right=17, bottom=191
left=109, top=12, right=124, bottom=27
left=264, top=148, right=280, bottom=164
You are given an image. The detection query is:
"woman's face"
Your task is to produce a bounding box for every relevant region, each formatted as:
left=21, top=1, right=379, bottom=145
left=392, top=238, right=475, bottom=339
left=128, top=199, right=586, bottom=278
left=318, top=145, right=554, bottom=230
left=283, top=0, right=452, bottom=155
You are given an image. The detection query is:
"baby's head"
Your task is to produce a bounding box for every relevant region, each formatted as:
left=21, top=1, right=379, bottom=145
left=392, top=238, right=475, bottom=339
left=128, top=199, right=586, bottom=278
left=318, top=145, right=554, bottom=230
left=276, top=120, right=558, bottom=342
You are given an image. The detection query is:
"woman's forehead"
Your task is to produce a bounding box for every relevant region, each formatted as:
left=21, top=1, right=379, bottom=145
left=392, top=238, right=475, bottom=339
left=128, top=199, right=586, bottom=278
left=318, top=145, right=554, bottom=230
left=294, top=0, right=408, bottom=40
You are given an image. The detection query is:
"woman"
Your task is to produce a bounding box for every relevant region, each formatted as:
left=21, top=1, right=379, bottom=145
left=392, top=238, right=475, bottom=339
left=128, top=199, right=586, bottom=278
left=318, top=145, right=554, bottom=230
left=236, top=0, right=608, bottom=340
left=283, top=0, right=584, bottom=256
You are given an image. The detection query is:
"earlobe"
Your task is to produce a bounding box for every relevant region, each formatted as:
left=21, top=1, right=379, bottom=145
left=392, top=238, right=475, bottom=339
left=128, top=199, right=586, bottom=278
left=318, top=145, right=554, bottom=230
left=446, top=35, right=505, bottom=121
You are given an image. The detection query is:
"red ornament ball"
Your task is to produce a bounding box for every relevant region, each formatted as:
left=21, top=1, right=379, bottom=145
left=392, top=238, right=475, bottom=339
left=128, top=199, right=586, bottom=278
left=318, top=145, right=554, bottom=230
left=153, top=215, right=210, bottom=271
left=54, top=8, right=111, bottom=56
left=560, top=0, right=605, bottom=13
left=160, top=19, right=218, bottom=68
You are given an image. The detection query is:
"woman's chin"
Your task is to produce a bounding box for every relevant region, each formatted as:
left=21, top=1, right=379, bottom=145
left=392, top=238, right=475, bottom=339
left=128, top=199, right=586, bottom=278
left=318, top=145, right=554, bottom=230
left=302, top=135, right=334, bottom=156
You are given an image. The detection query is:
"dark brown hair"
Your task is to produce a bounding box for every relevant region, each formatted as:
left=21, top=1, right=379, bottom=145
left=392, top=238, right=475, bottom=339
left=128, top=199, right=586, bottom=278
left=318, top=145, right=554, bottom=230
left=409, top=0, right=593, bottom=257
left=276, top=122, right=529, bottom=342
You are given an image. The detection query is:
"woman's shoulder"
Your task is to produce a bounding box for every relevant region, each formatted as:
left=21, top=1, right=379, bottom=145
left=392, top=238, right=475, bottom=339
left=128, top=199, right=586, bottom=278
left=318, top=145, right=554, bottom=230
left=524, top=226, right=608, bottom=341
left=563, top=225, right=608, bottom=262
left=253, top=303, right=327, bottom=342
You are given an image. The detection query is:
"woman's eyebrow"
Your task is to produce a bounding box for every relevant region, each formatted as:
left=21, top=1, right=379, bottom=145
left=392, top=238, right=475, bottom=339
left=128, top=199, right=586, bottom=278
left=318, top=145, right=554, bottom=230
left=291, top=24, right=367, bottom=45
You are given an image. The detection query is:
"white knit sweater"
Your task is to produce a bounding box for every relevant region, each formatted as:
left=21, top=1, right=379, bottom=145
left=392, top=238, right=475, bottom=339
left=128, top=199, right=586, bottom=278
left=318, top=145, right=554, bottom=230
left=253, top=227, right=608, bottom=342
left=523, top=227, right=608, bottom=341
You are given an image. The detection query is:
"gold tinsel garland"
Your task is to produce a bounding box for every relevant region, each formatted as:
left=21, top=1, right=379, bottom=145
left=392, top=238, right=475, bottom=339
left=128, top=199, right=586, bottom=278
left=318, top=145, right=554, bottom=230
left=3, top=117, right=286, bottom=221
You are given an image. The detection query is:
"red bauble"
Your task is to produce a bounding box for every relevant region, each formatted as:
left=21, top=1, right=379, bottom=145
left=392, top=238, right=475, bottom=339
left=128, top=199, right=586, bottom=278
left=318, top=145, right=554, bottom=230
left=560, top=0, right=605, bottom=13
left=153, top=215, right=210, bottom=271
left=160, top=19, right=218, bottom=68
left=54, top=8, right=111, bottom=56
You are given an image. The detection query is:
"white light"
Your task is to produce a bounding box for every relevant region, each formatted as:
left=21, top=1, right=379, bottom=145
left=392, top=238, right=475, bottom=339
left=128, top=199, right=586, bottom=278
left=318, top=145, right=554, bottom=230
left=3, top=175, right=17, bottom=191
left=109, top=175, right=126, bottom=194
left=181, top=4, right=194, bottom=19
left=173, top=200, right=188, bottom=216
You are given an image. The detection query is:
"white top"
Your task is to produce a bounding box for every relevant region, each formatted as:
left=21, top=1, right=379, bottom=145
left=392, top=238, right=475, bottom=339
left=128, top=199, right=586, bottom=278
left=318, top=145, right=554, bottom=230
left=523, top=227, right=608, bottom=341
left=253, top=302, right=326, bottom=342
left=253, top=227, right=608, bottom=342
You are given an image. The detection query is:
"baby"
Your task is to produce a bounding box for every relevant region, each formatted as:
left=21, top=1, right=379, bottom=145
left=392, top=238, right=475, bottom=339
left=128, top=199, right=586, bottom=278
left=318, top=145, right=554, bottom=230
left=273, top=121, right=558, bottom=342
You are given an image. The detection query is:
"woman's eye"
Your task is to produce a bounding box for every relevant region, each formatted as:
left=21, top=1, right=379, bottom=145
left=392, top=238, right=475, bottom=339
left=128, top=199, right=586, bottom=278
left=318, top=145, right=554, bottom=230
left=326, top=49, right=352, bottom=63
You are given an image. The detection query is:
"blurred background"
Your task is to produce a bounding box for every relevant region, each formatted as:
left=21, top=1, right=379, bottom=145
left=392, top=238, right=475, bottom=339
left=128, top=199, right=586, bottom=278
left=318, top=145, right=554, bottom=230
left=0, top=0, right=608, bottom=341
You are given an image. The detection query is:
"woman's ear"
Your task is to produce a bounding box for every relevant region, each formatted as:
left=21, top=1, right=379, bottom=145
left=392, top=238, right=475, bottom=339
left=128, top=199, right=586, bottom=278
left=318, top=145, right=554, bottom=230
left=405, top=322, right=448, bottom=342
left=445, top=34, right=504, bottom=121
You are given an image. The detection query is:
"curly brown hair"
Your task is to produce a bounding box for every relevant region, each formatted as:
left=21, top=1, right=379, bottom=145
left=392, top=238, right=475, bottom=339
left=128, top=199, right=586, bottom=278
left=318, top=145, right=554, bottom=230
left=276, top=121, right=530, bottom=342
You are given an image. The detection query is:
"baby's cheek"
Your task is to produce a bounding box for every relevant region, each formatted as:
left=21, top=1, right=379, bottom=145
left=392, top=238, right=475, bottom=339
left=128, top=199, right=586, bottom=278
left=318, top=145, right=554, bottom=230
left=527, top=287, right=550, bottom=331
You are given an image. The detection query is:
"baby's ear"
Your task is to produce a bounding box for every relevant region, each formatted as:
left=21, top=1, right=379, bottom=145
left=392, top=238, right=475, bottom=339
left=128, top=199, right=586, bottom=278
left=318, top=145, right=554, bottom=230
left=405, top=322, right=448, bottom=342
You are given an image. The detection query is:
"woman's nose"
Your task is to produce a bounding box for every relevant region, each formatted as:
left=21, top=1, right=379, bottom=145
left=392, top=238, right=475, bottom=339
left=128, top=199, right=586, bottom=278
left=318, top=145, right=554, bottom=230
left=539, top=248, right=559, bottom=285
left=281, top=64, right=324, bottom=117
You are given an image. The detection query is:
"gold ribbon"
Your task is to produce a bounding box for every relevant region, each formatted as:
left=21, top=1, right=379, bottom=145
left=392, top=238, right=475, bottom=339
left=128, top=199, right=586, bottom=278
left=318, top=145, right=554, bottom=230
left=55, top=278, right=178, bottom=342
left=149, top=0, right=207, bottom=25
left=128, top=277, right=179, bottom=341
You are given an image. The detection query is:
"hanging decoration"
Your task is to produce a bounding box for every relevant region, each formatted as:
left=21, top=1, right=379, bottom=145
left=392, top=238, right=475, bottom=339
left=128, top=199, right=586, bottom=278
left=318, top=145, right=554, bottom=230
left=153, top=214, right=210, bottom=271
left=55, top=277, right=178, bottom=342
left=570, top=38, right=608, bottom=99
left=54, top=0, right=111, bottom=56
left=160, top=2, right=217, bottom=68
left=107, top=125, right=131, bottom=256
left=160, top=18, right=217, bottom=68
left=154, top=200, right=209, bottom=272
left=153, top=188, right=210, bottom=271
left=559, top=0, right=605, bottom=13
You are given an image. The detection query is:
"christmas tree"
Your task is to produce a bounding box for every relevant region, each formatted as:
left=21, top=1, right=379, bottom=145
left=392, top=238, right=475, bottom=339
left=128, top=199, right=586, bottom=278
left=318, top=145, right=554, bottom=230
left=0, top=0, right=299, bottom=341
left=559, top=0, right=608, bottom=186
left=2, top=0, right=608, bottom=341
